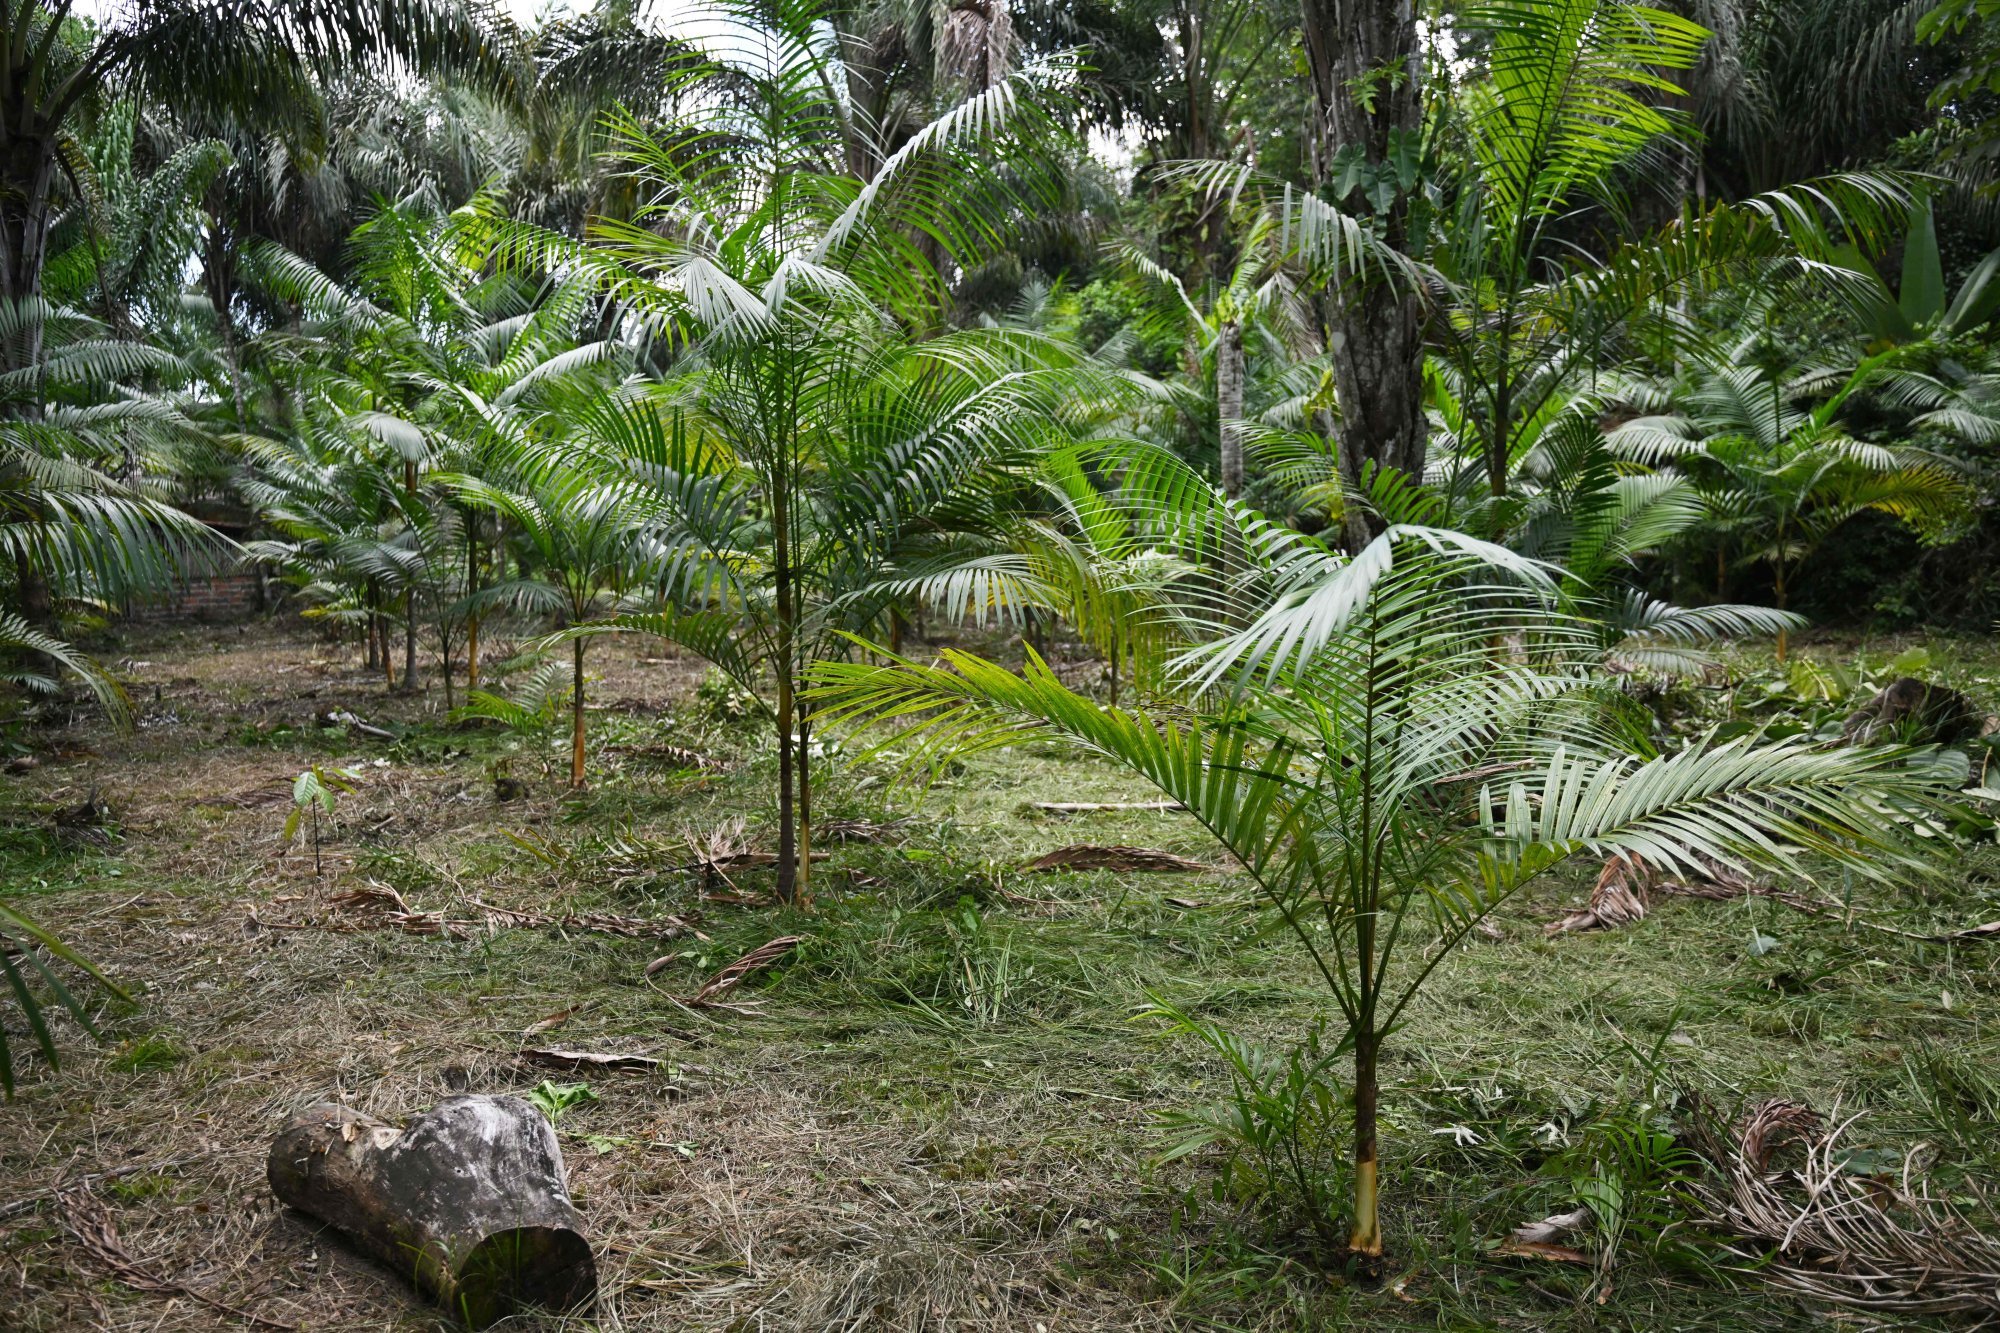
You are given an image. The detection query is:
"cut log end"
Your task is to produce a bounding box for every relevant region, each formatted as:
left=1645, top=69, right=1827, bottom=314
left=267, top=1096, right=595, bottom=1328
left=453, top=1226, right=595, bottom=1327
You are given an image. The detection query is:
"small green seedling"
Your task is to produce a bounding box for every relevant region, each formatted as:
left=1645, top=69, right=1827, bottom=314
left=525, top=1079, right=598, bottom=1123
left=285, top=765, right=359, bottom=875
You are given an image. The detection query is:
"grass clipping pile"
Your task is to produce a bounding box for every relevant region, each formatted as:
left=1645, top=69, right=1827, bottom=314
left=1696, top=1098, right=2000, bottom=1321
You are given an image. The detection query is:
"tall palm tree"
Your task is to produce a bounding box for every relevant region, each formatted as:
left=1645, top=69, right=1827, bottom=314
left=813, top=525, right=1954, bottom=1261
left=1119, top=208, right=1312, bottom=498
left=0, top=0, right=501, bottom=369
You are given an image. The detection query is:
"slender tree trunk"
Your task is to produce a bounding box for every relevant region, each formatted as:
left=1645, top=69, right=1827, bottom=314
left=1773, top=560, right=1789, bottom=663
left=1217, top=320, right=1246, bottom=499
left=203, top=207, right=250, bottom=432
left=402, top=593, right=417, bottom=693
left=1301, top=0, right=1427, bottom=551
left=796, top=708, right=813, bottom=906
left=1349, top=1026, right=1382, bottom=1257
left=466, top=522, right=480, bottom=691
left=570, top=637, right=587, bottom=788
left=1487, top=306, right=1515, bottom=510
left=439, top=624, right=455, bottom=711
left=401, top=460, right=419, bottom=692
left=773, top=474, right=799, bottom=904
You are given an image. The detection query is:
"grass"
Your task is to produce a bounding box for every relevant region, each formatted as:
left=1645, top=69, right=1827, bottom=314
left=0, top=619, right=1995, bottom=1329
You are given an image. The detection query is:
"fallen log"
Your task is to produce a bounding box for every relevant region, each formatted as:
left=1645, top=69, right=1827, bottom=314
left=1030, top=800, right=1185, bottom=813
left=267, top=1096, right=595, bottom=1328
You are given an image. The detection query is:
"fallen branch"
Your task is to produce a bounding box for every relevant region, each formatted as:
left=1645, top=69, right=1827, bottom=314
left=519, top=1047, right=662, bottom=1074
left=1030, top=800, right=1185, bottom=814
left=59, top=1186, right=298, bottom=1330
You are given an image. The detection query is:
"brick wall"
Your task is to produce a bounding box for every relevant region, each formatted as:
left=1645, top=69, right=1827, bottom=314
left=133, top=569, right=267, bottom=621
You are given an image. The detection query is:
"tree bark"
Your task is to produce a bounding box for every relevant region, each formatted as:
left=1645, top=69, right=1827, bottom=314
left=0, top=128, right=55, bottom=375
left=267, top=1097, right=595, bottom=1329
left=1300, top=0, right=1428, bottom=550
left=1216, top=319, right=1246, bottom=499
left=403, top=592, right=418, bottom=692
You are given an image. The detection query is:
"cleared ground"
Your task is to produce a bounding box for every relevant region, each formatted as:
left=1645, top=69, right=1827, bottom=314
left=1, top=618, right=1996, bottom=1330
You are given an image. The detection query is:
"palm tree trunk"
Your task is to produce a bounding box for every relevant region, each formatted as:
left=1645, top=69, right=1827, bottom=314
left=466, top=521, right=480, bottom=691
left=1773, top=562, right=1789, bottom=663
left=1349, top=1026, right=1382, bottom=1257
left=0, top=130, right=54, bottom=376
left=402, top=593, right=417, bottom=693
left=773, top=471, right=799, bottom=904
left=13, top=550, right=52, bottom=630
left=797, top=708, right=814, bottom=906
left=570, top=637, right=587, bottom=788
left=1217, top=319, right=1246, bottom=499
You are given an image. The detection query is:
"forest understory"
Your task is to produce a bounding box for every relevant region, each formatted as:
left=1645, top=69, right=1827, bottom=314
left=2, top=618, right=1996, bottom=1332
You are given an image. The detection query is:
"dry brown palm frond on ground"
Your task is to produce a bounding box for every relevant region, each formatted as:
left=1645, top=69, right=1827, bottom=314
left=679, top=936, right=804, bottom=1011
left=253, top=883, right=702, bottom=943
left=1691, top=1097, right=2000, bottom=1322
left=1022, top=844, right=1217, bottom=874
left=1548, top=852, right=1777, bottom=933
left=58, top=1186, right=300, bottom=1331
left=1548, top=855, right=2000, bottom=944
left=816, top=816, right=914, bottom=843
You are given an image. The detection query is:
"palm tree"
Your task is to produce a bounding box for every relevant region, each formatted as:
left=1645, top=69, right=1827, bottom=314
left=1616, top=341, right=1972, bottom=657
left=0, top=299, right=228, bottom=689
left=0, top=2, right=501, bottom=344
left=490, top=0, right=1085, bottom=901
left=448, top=468, right=651, bottom=788
left=1119, top=208, right=1312, bottom=499
left=813, top=525, right=1953, bottom=1261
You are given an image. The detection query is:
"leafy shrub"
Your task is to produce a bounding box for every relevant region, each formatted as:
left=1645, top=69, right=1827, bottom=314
left=1145, top=997, right=1351, bottom=1256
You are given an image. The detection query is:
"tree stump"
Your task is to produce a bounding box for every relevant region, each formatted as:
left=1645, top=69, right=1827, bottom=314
left=267, top=1095, right=596, bottom=1327
left=1841, top=677, right=1992, bottom=746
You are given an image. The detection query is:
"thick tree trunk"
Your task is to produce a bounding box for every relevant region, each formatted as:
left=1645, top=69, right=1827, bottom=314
left=1217, top=320, right=1246, bottom=499
left=1300, top=0, right=1427, bottom=550
left=267, top=1098, right=596, bottom=1329
left=0, top=129, right=54, bottom=376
